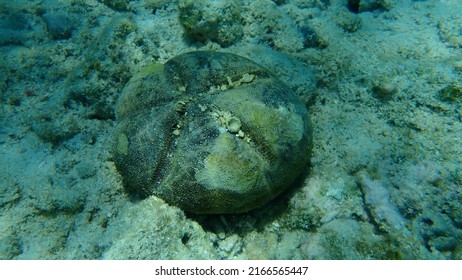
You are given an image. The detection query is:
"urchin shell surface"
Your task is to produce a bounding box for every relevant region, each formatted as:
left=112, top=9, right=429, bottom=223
left=113, top=51, right=312, bottom=214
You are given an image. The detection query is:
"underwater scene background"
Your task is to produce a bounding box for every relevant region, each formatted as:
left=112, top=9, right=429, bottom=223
left=1, top=0, right=462, bottom=259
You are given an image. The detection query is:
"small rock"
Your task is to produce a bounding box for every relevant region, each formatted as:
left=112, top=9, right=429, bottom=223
left=43, top=11, right=75, bottom=40
left=99, top=0, right=131, bottom=11
left=198, top=104, right=207, bottom=112
left=227, top=117, right=241, bottom=133
left=438, top=84, right=462, bottom=104
left=240, top=73, right=255, bottom=83
left=178, top=0, right=243, bottom=46
left=75, top=160, right=97, bottom=179
left=373, top=82, right=398, bottom=101
left=219, top=234, right=239, bottom=253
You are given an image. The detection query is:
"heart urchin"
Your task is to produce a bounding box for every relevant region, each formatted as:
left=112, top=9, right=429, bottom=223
left=112, top=51, right=312, bottom=214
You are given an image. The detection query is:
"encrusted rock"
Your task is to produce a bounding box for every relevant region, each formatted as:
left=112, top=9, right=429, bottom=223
left=178, top=0, right=243, bottom=46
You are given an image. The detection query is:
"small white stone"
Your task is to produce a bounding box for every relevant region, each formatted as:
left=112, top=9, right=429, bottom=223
left=198, top=104, right=207, bottom=112
left=226, top=76, right=233, bottom=86
left=227, top=117, right=241, bottom=133
left=241, top=73, right=255, bottom=83
left=222, top=111, right=232, bottom=121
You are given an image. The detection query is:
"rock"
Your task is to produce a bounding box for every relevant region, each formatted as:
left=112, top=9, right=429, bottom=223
left=0, top=235, right=22, bottom=260
left=438, top=84, right=462, bottom=104
left=112, top=51, right=312, bottom=214
left=31, top=112, right=80, bottom=145
left=438, top=15, right=462, bottom=48
left=0, top=13, right=29, bottom=46
left=99, top=0, right=131, bottom=11
left=336, top=11, right=363, bottom=33
left=103, top=196, right=216, bottom=259
left=227, top=117, right=241, bottom=133
left=302, top=219, right=398, bottom=259
left=178, top=0, right=243, bottom=46
left=43, top=11, right=75, bottom=40
left=372, top=81, right=398, bottom=102
left=347, top=0, right=395, bottom=13
left=360, top=175, right=405, bottom=231
left=75, top=160, right=97, bottom=179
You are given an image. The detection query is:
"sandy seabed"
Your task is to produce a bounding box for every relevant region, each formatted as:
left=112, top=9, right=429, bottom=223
left=1, top=0, right=461, bottom=259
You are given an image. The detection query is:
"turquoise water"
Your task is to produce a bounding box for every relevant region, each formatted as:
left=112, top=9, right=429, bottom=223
left=1, top=0, right=461, bottom=259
